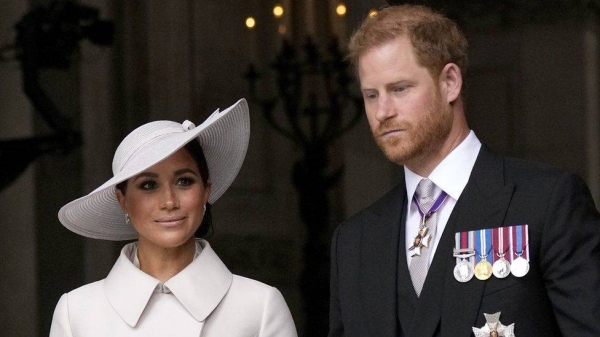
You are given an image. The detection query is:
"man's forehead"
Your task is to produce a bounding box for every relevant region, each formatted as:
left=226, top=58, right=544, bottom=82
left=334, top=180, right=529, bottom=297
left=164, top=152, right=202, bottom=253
left=357, top=38, right=426, bottom=88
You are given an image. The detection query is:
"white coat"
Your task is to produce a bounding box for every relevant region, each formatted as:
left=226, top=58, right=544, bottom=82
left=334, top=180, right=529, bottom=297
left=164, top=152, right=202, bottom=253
left=49, top=240, right=298, bottom=337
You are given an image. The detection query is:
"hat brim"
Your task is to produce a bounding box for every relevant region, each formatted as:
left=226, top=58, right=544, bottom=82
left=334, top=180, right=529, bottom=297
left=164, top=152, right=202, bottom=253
left=58, top=99, right=250, bottom=240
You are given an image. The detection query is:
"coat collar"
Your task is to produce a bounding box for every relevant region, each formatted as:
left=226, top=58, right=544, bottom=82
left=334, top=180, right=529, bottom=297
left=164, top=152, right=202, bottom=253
left=359, top=182, right=406, bottom=337
left=359, top=146, right=515, bottom=337
left=104, top=239, right=233, bottom=327
left=405, top=145, right=514, bottom=337
left=438, top=145, right=514, bottom=337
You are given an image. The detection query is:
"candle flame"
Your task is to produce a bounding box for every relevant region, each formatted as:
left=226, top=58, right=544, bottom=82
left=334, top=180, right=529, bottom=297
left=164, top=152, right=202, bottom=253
left=246, top=17, right=256, bottom=29
left=273, top=5, right=284, bottom=18
left=336, top=4, right=347, bottom=16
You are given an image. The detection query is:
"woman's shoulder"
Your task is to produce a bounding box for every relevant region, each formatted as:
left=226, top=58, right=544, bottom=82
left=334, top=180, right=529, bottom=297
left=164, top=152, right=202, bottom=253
left=209, top=275, right=297, bottom=335
left=228, top=275, right=277, bottom=301
left=61, top=279, right=107, bottom=307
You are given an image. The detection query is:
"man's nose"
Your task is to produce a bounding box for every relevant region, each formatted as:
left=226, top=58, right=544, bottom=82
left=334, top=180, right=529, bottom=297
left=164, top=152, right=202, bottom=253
left=375, top=94, right=396, bottom=122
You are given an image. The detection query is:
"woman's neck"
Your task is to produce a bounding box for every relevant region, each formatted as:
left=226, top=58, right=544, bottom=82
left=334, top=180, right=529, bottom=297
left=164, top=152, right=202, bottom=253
left=136, top=238, right=196, bottom=283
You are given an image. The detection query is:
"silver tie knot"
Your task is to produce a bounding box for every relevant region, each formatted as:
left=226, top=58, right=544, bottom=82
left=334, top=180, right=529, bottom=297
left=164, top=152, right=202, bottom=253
left=416, top=178, right=435, bottom=209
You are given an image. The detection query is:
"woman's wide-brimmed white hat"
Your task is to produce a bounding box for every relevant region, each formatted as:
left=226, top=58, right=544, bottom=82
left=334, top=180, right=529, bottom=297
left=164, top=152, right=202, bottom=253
left=58, top=98, right=250, bottom=240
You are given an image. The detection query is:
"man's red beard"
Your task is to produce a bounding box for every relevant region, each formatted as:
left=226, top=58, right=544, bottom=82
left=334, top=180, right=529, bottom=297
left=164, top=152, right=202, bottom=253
left=372, top=91, right=454, bottom=166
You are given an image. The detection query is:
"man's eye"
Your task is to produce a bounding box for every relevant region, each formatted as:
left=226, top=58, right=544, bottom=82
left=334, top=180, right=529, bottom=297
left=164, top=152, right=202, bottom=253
left=393, top=86, right=405, bottom=92
left=364, top=93, right=377, bottom=100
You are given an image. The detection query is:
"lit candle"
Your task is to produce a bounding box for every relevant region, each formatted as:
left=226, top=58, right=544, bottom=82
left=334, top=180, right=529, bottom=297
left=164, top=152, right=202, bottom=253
left=330, top=2, right=347, bottom=44
left=245, top=16, right=258, bottom=63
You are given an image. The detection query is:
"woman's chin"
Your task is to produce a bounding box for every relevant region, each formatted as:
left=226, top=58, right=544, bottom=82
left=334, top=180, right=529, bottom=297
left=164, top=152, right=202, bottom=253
left=139, top=231, right=196, bottom=250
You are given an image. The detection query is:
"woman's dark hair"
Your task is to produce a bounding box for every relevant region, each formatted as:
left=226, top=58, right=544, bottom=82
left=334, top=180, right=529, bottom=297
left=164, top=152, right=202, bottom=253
left=116, top=139, right=213, bottom=238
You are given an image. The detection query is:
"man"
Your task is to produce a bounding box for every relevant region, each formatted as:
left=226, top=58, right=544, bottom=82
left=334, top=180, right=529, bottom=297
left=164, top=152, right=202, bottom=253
left=329, top=5, right=600, bottom=336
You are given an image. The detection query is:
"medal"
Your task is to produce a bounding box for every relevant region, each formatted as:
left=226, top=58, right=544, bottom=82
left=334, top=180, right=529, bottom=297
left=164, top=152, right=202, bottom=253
left=510, top=225, right=529, bottom=277
left=410, top=189, right=449, bottom=257
left=474, top=228, right=493, bottom=281
left=492, top=226, right=511, bottom=279
left=510, top=255, right=529, bottom=277
left=408, top=225, right=431, bottom=257
left=454, top=259, right=474, bottom=282
left=475, top=259, right=493, bottom=280
left=454, top=232, right=475, bottom=283
left=472, top=312, right=515, bottom=337
left=492, top=256, right=511, bottom=278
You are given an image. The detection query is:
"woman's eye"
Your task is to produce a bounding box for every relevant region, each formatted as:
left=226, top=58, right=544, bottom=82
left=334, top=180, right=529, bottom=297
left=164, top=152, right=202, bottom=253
left=139, top=181, right=158, bottom=190
left=177, top=177, right=196, bottom=187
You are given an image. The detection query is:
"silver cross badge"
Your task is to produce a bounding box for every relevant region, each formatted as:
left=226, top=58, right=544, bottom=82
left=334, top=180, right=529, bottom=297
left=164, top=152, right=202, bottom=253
left=472, top=312, right=515, bottom=337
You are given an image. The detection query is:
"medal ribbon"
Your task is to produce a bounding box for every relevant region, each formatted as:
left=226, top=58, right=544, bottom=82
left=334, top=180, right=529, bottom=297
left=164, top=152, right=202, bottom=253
left=492, top=226, right=511, bottom=264
left=454, top=230, right=475, bottom=266
left=475, top=229, right=493, bottom=263
left=512, top=224, right=529, bottom=260
left=412, top=190, right=449, bottom=225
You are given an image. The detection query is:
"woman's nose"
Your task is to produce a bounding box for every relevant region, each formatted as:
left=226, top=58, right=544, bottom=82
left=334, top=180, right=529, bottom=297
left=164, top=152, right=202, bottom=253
left=161, top=187, right=179, bottom=210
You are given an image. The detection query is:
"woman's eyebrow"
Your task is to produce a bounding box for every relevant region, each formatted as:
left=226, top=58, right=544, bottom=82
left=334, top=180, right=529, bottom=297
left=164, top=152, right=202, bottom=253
left=174, top=168, right=199, bottom=176
left=133, top=172, right=158, bottom=181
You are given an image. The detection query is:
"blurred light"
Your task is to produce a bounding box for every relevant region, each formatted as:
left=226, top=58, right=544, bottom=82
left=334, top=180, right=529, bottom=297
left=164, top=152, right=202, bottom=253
left=336, top=4, right=347, bottom=16
left=246, top=17, right=256, bottom=29
left=368, top=9, right=378, bottom=18
left=273, top=5, right=284, bottom=18
left=278, top=24, right=287, bottom=35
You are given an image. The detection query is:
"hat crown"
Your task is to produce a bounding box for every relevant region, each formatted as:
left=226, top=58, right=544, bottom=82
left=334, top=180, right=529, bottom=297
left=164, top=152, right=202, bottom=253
left=112, top=120, right=189, bottom=175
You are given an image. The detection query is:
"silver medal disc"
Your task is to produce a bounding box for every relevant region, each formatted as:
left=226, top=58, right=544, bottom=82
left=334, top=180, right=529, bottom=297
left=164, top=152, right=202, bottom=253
left=492, top=258, right=511, bottom=278
left=454, top=260, right=474, bottom=283
left=510, top=256, right=529, bottom=277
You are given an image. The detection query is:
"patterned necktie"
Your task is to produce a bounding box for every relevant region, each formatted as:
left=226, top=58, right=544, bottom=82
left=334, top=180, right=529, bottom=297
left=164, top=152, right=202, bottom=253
left=409, top=178, right=438, bottom=297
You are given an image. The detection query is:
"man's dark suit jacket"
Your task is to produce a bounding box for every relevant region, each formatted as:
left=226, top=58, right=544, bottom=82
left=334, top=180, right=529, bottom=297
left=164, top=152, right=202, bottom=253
left=329, top=146, right=600, bottom=336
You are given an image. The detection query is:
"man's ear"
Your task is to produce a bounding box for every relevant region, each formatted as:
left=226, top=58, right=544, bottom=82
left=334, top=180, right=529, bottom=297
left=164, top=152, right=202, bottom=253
left=439, top=63, right=463, bottom=104
left=115, top=188, right=128, bottom=213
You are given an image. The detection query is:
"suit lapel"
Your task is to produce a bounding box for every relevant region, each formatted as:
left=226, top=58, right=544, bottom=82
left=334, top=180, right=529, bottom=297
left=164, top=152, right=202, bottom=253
left=397, top=195, right=419, bottom=332
left=360, top=182, right=406, bottom=337
left=440, top=146, right=515, bottom=336
left=402, top=146, right=515, bottom=337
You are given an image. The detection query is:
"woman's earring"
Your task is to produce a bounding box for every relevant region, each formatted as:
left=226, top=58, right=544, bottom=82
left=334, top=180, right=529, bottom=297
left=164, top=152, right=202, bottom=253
left=125, top=213, right=131, bottom=225
left=203, top=204, right=206, bottom=215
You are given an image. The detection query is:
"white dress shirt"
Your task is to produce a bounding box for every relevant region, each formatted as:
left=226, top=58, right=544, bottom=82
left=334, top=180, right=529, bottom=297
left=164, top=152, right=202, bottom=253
left=50, top=239, right=298, bottom=337
left=404, top=131, right=482, bottom=267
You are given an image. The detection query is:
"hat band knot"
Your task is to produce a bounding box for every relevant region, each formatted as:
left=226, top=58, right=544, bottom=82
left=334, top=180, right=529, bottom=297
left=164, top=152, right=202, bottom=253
left=182, top=120, right=196, bottom=130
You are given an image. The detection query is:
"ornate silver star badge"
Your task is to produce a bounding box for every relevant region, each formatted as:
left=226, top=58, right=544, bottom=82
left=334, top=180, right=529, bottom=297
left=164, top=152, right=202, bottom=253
left=408, top=227, right=432, bottom=257
left=472, top=312, right=515, bottom=337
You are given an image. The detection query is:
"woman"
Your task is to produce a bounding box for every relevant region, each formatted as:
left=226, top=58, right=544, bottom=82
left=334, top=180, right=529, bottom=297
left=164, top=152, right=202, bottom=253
left=50, top=99, right=297, bottom=336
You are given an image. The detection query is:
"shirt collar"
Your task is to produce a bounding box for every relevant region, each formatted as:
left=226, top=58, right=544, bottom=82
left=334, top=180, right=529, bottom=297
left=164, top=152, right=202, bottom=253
left=405, top=131, right=481, bottom=201
left=104, top=239, right=233, bottom=327
left=132, top=241, right=202, bottom=270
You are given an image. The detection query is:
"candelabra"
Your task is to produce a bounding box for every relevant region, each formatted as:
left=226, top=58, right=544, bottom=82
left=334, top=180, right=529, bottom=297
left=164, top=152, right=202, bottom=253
left=246, top=36, right=362, bottom=336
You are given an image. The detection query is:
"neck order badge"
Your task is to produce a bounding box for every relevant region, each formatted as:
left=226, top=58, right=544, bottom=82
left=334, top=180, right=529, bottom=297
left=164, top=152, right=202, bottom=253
left=408, top=190, right=449, bottom=256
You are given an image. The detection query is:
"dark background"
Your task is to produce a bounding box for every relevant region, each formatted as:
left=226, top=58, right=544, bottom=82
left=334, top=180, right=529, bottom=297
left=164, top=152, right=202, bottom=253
left=1, top=0, right=599, bottom=336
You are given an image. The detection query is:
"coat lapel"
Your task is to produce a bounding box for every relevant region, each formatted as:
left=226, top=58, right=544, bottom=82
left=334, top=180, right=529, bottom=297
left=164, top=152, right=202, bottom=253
left=440, top=146, right=515, bottom=336
left=360, top=183, right=406, bottom=337
left=403, top=146, right=515, bottom=337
